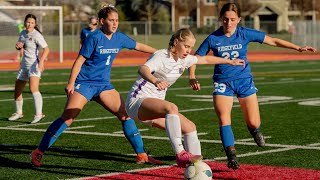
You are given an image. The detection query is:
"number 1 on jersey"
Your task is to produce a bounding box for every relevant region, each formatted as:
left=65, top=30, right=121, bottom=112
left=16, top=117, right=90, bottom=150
left=106, top=55, right=111, bottom=65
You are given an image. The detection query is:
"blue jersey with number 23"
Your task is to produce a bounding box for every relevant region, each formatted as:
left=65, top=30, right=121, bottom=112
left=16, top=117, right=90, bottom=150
left=196, top=26, right=266, bottom=82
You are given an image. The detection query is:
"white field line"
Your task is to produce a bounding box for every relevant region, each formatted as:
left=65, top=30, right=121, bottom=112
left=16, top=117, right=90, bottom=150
left=66, top=125, right=95, bottom=130
left=113, top=128, right=149, bottom=134
left=237, top=136, right=272, bottom=142
left=1, top=78, right=320, bottom=103
left=0, top=126, right=319, bottom=151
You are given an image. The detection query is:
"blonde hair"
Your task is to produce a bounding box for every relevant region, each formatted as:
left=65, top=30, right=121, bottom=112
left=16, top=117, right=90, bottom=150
left=168, top=28, right=194, bottom=50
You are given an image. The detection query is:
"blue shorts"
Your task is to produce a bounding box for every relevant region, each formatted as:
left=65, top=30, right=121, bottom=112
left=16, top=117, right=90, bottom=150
left=213, top=77, right=258, bottom=98
left=74, top=83, right=114, bottom=101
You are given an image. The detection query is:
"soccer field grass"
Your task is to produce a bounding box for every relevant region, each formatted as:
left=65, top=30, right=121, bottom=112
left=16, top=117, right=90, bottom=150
left=0, top=60, right=320, bottom=179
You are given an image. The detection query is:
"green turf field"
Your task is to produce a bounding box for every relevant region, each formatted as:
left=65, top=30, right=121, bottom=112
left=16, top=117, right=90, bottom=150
left=0, top=60, right=320, bottom=179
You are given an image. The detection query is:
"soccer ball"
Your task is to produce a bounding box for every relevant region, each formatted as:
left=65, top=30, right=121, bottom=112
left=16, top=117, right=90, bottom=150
left=184, top=161, right=212, bottom=180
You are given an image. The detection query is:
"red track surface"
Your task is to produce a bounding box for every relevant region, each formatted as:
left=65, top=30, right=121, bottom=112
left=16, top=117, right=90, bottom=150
left=1, top=51, right=320, bottom=71
left=82, top=161, right=320, bottom=180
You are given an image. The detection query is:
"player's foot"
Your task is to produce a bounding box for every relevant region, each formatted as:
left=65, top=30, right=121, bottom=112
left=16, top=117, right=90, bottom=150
left=225, top=146, right=240, bottom=170
left=31, top=149, right=43, bottom=167
left=176, top=150, right=203, bottom=167
left=253, top=131, right=265, bottom=147
left=8, top=113, right=24, bottom=121
left=31, top=114, right=45, bottom=124
left=136, top=153, right=162, bottom=165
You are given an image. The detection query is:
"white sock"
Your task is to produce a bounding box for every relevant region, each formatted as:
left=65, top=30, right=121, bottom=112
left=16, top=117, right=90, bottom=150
left=15, top=100, right=23, bottom=114
left=183, top=131, right=202, bottom=155
left=32, top=92, right=43, bottom=115
left=165, top=114, right=184, bottom=154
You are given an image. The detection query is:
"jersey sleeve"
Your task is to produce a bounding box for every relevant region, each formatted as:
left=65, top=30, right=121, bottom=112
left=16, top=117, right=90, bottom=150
left=35, top=32, right=48, bottom=48
left=185, top=55, right=198, bottom=68
left=119, top=32, right=136, bottom=50
left=80, top=29, right=86, bottom=40
left=244, top=28, right=266, bottom=43
left=144, top=53, right=161, bottom=73
left=79, top=35, right=96, bottom=59
left=195, top=36, right=212, bottom=56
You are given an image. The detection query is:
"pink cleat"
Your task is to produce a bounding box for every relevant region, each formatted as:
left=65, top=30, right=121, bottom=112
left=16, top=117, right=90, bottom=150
left=176, top=150, right=203, bottom=167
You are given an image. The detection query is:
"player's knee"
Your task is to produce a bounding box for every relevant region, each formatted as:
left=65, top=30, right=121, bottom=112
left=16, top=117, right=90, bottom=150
left=164, top=102, right=179, bottom=114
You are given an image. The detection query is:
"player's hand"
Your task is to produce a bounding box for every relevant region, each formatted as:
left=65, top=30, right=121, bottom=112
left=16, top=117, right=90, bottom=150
left=189, top=79, right=200, bottom=91
left=65, top=83, right=75, bottom=97
left=298, top=46, right=317, bottom=52
left=15, top=42, right=24, bottom=50
left=154, top=80, right=169, bottom=91
left=38, top=61, right=45, bottom=72
left=231, top=59, right=245, bottom=67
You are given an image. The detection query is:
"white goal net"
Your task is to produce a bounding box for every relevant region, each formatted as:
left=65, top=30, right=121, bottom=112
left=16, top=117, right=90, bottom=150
left=0, top=5, right=63, bottom=63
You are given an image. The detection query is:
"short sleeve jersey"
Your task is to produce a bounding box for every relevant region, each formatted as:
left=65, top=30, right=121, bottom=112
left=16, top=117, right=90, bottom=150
left=127, top=49, right=198, bottom=100
left=196, top=26, right=266, bottom=82
left=18, top=29, right=48, bottom=68
left=77, top=30, right=136, bottom=85
left=80, top=27, right=97, bottom=42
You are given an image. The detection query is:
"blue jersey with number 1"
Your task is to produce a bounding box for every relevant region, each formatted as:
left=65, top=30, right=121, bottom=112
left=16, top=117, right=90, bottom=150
left=196, top=26, right=266, bottom=82
left=77, top=30, right=136, bottom=85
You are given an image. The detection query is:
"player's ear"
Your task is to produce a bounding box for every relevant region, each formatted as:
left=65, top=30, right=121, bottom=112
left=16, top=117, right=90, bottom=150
left=99, top=18, right=104, bottom=25
left=174, top=39, right=178, bottom=46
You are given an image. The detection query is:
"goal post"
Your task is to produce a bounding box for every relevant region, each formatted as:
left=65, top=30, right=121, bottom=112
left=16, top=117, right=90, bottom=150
left=0, top=5, right=63, bottom=63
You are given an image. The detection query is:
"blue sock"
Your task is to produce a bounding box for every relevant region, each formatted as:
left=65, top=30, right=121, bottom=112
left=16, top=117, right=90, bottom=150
left=220, top=125, right=235, bottom=148
left=247, top=126, right=260, bottom=136
left=122, top=119, right=145, bottom=154
left=38, top=117, right=68, bottom=153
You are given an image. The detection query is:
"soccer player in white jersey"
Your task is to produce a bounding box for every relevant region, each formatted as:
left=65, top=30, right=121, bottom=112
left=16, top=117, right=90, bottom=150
left=31, top=4, right=161, bottom=167
left=8, top=14, right=49, bottom=124
left=125, top=28, right=245, bottom=167
left=195, top=2, right=317, bottom=170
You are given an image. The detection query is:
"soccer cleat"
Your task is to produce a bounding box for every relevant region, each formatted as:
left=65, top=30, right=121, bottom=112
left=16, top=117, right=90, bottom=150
left=253, top=131, right=265, bottom=147
left=31, top=149, right=43, bottom=167
left=30, top=114, right=45, bottom=124
left=225, top=146, right=240, bottom=170
left=136, top=153, right=162, bottom=165
left=176, top=150, right=203, bottom=168
left=8, top=113, right=24, bottom=121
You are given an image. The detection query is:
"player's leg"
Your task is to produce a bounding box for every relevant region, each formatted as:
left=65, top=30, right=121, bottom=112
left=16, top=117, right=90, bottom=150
left=178, top=113, right=201, bottom=156
left=29, top=75, right=45, bottom=123
left=214, top=95, right=240, bottom=170
left=138, top=98, right=202, bottom=167
left=237, top=77, right=265, bottom=147
left=96, top=89, right=161, bottom=164
left=8, top=79, right=27, bottom=121
left=31, top=91, right=88, bottom=167
left=238, top=93, right=265, bottom=147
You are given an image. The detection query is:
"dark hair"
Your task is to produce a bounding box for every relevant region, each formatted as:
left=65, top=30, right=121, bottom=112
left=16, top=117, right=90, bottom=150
left=98, top=4, right=118, bottom=20
left=168, top=28, right=194, bottom=50
left=219, top=3, right=241, bottom=18
left=24, top=14, right=41, bottom=33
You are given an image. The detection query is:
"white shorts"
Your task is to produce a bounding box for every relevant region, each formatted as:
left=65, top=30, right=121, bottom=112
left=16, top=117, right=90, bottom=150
left=16, top=66, right=41, bottom=81
left=125, top=96, right=145, bottom=121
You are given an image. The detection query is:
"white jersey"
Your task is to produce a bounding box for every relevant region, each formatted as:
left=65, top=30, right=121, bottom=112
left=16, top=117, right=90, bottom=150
left=127, top=49, right=198, bottom=100
left=18, top=29, right=48, bottom=68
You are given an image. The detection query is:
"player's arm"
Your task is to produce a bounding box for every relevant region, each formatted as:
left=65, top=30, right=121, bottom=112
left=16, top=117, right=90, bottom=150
left=38, top=46, right=50, bottom=72
left=135, top=42, right=157, bottom=54
left=138, top=65, right=169, bottom=90
left=188, top=64, right=200, bottom=91
left=196, top=55, right=245, bottom=66
left=263, top=35, right=316, bottom=52
left=65, top=55, right=86, bottom=95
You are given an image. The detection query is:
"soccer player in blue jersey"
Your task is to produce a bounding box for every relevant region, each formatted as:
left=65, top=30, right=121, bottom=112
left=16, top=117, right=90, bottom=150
left=194, top=2, right=316, bottom=170
left=31, top=4, right=161, bottom=167
left=80, top=16, right=98, bottom=48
